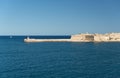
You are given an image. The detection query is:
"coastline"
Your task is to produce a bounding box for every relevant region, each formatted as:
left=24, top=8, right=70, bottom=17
left=24, top=39, right=120, bottom=43
left=24, top=33, right=120, bottom=42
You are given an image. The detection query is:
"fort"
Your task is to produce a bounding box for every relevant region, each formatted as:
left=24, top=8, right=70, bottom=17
left=24, top=33, right=120, bottom=42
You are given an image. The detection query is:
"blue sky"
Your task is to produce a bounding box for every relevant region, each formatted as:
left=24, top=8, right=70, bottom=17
left=0, top=0, right=120, bottom=35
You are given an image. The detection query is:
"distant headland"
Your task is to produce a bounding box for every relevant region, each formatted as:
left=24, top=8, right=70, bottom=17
left=24, top=33, right=120, bottom=42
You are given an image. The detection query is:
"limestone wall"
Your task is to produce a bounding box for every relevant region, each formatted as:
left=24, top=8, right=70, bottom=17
left=94, top=34, right=109, bottom=42
left=70, top=33, right=120, bottom=42
left=71, top=34, right=85, bottom=41
left=71, top=34, right=94, bottom=42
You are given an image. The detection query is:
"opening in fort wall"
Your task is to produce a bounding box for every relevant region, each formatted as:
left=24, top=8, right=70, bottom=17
left=85, top=35, right=94, bottom=41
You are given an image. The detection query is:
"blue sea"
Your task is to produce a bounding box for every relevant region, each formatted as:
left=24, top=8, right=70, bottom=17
left=0, top=36, right=120, bottom=78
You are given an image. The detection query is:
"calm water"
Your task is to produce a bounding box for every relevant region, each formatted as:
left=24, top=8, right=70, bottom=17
left=0, top=36, right=120, bottom=78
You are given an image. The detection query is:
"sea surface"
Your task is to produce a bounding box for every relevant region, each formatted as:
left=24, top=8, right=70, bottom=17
left=0, top=36, right=120, bottom=78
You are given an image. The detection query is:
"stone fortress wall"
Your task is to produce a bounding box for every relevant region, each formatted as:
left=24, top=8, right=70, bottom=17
left=71, top=33, right=120, bottom=42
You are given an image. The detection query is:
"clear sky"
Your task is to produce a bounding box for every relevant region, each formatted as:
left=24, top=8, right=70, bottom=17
left=0, top=0, right=120, bottom=35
